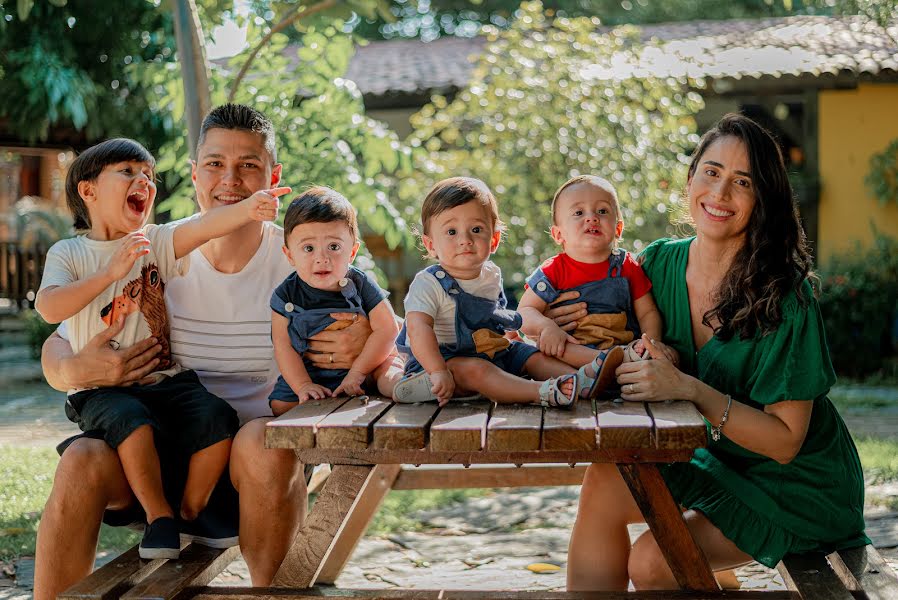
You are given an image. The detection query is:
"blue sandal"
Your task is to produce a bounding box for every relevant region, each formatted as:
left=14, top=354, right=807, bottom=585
left=538, top=373, right=578, bottom=409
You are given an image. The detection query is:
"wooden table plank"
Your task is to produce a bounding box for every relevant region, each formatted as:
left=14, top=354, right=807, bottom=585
left=542, top=400, right=598, bottom=451
left=293, top=447, right=695, bottom=465
left=273, top=464, right=375, bottom=587
left=429, top=399, right=492, bottom=452
left=778, top=552, right=854, bottom=599
left=829, top=545, right=898, bottom=600
left=393, top=464, right=587, bottom=489
left=618, top=463, right=718, bottom=592
left=120, top=545, right=238, bottom=600
left=648, top=401, right=708, bottom=450
left=266, top=398, right=352, bottom=449
left=372, top=402, right=440, bottom=449
left=487, top=404, right=543, bottom=451
left=58, top=546, right=165, bottom=600
left=315, top=396, right=393, bottom=449
left=595, top=401, right=653, bottom=449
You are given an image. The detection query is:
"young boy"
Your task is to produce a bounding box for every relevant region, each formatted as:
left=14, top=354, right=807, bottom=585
left=268, top=187, right=403, bottom=414
left=35, top=138, right=289, bottom=559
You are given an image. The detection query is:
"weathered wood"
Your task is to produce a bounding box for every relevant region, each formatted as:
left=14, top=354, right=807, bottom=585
left=829, top=545, right=898, bottom=600
left=180, top=586, right=800, bottom=599
left=315, top=396, right=393, bottom=449
left=486, top=403, right=543, bottom=451
left=618, top=463, right=718, bottom=592
left=372, top=403, right=440, bottom=450
left=428, top=400, right=492, bottom=452
left=294, top=447, right=694, bottom=466
left=777, top=552, right=853, bottom=599
left=58, top=546, right=165, bottom=600
left=647, top=401, right=707, bottom=450
left=120, top=544, right=239, bottom=600
left=595, top=401, right=653, bottom=449
left=392, top=464, right=587, bottom=490
left=316, top=464, right=402, bottom=585
left=273, top=465, right=374, bottom=588
left=266, top=398, right=352, bottom=449
left=542, top=401, right=598, bottom=451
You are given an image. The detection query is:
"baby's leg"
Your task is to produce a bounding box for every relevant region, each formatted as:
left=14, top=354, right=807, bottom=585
left=372, top=350, right=406, bottom=398
left=447, top=357, right=575, bottom=404
left=117, top=424, right=174, bottom=522
left=181, top=439, right=232, bottom=521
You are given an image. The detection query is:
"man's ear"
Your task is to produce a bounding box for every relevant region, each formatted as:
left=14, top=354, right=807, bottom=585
left=77, top=180, right=96, bottom=204
left=190, top=160, right=198, bottom=184
left=550, top=224, right=564, bottom=246
left=271, top=164, right=282, bottom=187
left=489, top=230, right=501, bottom=253
left=281, top=245, right=295, bottom=267
left=349, top=240, right=361, bottom=261
left=421, top=234, right=437, bottom=258
left=615, top=220, right=624, bottom=238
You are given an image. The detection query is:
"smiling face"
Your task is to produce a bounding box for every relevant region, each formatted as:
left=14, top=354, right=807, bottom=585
left=687, top=135, right=756, bottom=244
left=550, top=183, right=623, bottom=263
left=283, top=220, right=360, bottom=291
left=80, top=160, right=157, bottom=240
left=192, top=128, right=282, bottom=214
left=422, top=200, right=501, bottom=280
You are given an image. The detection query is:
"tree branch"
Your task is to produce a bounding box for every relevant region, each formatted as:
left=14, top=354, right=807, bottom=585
left=227, top=0, right=339, bottom=102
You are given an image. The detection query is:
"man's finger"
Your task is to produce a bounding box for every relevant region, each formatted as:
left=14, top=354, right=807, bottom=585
left=94, top=317, right=126, bottom=344
left=548, top=290, right=581, bottom=305
left=124, top=358, right=160, bottom=385
left=329, top=312, right=359, bottom=321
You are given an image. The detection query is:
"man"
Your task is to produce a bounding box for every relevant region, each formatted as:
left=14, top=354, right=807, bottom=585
left=35, top=104, right=369, bottom=600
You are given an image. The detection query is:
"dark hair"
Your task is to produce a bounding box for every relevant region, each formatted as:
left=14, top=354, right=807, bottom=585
left=65, top=138, right=155, bottom=231
left=283, top=187, right=359, bottom=241
left=551, top=174, right=622, bottom=224
left=688, top=113, right=814, bottom=340
left=198, top=103, right=277, bottom=164
left=421, top=177, right=504, bottom=235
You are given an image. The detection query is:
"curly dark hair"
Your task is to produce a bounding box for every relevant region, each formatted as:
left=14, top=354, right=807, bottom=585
left=688, top=113, right=814, bottom=340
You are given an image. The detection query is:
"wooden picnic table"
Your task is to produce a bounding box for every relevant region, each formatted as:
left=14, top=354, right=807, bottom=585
left=261, top=395, right=729, bottom=596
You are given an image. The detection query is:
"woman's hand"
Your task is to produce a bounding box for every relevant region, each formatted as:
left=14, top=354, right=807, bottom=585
left=616, top=335, right=695, bottom=402
left=543, top=291, right=587, bottom=332
left=305, top=313, right=372, bottom=370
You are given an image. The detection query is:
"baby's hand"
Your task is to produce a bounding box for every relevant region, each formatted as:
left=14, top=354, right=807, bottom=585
left=538, top=325, right=578, bottom=358
left=244, top=187, right=291, bottom=222
left=334, top=370, right=367, bottom=397
left=429, top=369, right=455, bottom=406
left=104, top=232, right=150, bottom=281
left=296, top=381, right=332, bottom=403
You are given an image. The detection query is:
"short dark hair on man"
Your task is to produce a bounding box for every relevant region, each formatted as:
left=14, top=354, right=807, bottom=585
left=283, top=187, right=359, bottom=241
left=198, top=103, right=277, bottom=164
left=420, top=176, right=504, bottom=235
left=65, top=138, right=155, bottom=231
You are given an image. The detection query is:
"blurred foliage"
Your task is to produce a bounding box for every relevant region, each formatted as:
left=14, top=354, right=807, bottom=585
left=402, top=1, right=703, bottom=282
left=349, top=0, right=814, bottom=40
left=866, top=138, right=898, bottom=206
left=12, top=197, right=73, bottom=247
left=20, top=309, right=56, bottom=359
left=150, top=20, right=414, bottom=251
left=818, top=233, right=898, bottom=377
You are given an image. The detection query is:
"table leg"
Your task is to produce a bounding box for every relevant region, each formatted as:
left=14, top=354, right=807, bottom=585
left=617, top=463, right=718, bottom=591
left=272, top=464, right=377, bottom=588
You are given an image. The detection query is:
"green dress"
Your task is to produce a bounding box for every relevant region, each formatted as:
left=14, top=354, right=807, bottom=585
left=641, top=238, right=868, bottom=568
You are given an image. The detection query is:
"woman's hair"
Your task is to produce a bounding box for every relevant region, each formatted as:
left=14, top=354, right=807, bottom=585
left=687, top=113, right=814, bottom=340
left=420, top=176, right=505, bottom=235
left=551, top=175, right=622, bottom=224
left=283, top=186, right=359, bottom=241
left=65, top=138, right=156, bottom=231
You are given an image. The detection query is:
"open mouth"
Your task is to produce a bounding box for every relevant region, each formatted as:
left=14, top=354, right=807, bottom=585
left=127, top=192, right=147, bottom=215
left=584, top=227, right=603, bottom=236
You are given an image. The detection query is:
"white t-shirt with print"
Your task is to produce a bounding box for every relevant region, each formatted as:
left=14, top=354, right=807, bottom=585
left=40, top=222, right=188, bottom=389
left=403, top=260, right=503, bottom=346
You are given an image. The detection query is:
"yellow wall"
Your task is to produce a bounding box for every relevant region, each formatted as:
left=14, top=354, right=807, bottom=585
left=818, top=83, right=898, bottom=261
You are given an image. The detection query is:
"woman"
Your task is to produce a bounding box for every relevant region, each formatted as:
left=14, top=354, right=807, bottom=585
left=562, top=113, right=868, bottom=590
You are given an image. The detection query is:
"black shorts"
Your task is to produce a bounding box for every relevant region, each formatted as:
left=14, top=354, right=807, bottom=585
left=65, top=370, right=239, bottom=455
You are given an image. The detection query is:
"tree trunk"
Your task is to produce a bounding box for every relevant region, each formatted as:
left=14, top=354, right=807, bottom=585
left=172, top=0, right=212, bottom=159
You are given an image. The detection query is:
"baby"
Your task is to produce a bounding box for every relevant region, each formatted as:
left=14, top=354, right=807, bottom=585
left=393, top=177, right=582, bottom=407
left=518, top=175, right=665, bottom=399
left=268, top=187, right=403, bottom=414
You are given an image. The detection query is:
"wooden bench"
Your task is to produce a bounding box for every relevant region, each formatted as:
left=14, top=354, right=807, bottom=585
left=778, top=544, right=898, bottom=600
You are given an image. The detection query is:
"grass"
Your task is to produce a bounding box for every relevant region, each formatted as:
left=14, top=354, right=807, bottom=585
left=366, top=488, right=489, bottom=536
left=855, top=437, right=898, bottom=484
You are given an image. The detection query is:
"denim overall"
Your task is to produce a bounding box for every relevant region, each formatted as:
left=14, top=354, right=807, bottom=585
left=268, top=270, right=366, bottom=401
left=398, top=264, right=538, bottom=376
left=526, top=250, right=640, bottom=349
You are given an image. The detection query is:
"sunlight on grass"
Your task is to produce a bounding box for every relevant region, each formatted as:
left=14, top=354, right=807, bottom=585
left=367, top=488, right=489, bottom=535
left=854, top=437, right=898, bottom=484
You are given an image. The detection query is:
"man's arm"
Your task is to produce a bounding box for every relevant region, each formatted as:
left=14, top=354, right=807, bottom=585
left=41, top=319, right=161, bottom=391
left=172, top=187, right=289, bottom=259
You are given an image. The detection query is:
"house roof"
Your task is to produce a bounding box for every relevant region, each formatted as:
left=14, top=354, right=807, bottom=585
left=341, top=16, right=898, bottom=100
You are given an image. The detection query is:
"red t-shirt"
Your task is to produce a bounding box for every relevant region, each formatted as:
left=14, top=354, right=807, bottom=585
left=532, top=252, right=652, bottom=301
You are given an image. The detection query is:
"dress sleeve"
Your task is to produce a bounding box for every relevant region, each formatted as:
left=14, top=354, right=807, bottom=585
left=746, top=282, right=836, bottom=404
left=636, top=238, right=672, bottom=280
left=356, top=269, right=389, bottom=313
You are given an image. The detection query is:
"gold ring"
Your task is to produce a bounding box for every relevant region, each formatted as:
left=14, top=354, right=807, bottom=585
left=329, top=353, right=334, bottom=363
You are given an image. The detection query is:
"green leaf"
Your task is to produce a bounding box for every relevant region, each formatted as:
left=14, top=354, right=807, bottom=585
left=17, top=0, right=34, bottom=21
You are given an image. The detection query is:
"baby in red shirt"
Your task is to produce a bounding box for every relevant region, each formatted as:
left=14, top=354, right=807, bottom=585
left=518, top=175, right=664, bottom=399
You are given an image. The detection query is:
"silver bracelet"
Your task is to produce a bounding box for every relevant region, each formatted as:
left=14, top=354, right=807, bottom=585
left=710, top=394, right=733, bottom=442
